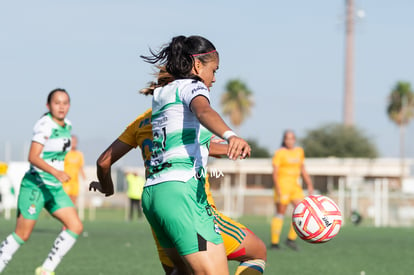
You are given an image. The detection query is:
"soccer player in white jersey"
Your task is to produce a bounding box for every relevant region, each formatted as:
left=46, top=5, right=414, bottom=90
left=0, top=89, right=83, bottom=275
left=137, top=35, right=251, bottom=275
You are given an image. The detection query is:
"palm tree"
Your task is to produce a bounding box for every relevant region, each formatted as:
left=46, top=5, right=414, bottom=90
left=220, top=79, right=254, bottom=218
left=221, top=79, right=254, bottom=130
left=386, top=81, right=414, bottom=183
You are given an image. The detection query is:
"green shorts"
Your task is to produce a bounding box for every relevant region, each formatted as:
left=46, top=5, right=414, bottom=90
left=17, top=172, right=74, bottom=220
left=142, top=177, right=223, bottom=255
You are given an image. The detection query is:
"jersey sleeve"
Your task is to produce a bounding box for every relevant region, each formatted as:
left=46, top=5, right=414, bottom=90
left=32, top=118, right=52, bottom=145
left=180, top=80, right=210, bottom=108
left=119, top=109, right=152, bottom=149
left=272, top=149, right=282, bottom=167
left=119, top=117, right=140, bottom=148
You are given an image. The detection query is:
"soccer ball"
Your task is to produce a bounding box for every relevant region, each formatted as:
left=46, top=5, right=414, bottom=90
left=292, top=195, right=342, bottom=243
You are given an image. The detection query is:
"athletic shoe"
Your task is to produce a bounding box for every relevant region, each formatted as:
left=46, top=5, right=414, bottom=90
left=269, top=243, right=281, bottom=250
left=285, top=239, right=299, bottom=251
left=35, top=266, right=55, bottom=275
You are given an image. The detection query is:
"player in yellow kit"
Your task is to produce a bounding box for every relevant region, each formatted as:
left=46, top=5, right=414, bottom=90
left=90, top=108, right=266, bottom=274
left=270, top=130, right=313, bottom=251
left=63, top=135, right=86, bottom=205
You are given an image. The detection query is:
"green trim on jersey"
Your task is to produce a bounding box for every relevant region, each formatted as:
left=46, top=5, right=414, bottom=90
left=151, top=87, right=182, bottom=119
left=164, top=129, right=196, bottom=151
left=42, top=151, right=68, bottom=162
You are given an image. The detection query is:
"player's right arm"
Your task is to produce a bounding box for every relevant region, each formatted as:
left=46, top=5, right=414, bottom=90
left=89, top=139, right=133, bottom=197
left=272, top=151, right=281, bottom=198
left=28, top=141, right=70, bottom=183
left=209, top=142, right=228, bottom=158
left=272, top=164, right=281, bottom=198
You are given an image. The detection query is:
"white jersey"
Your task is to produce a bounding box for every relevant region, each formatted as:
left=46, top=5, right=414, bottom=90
left=146, top=79, right=212, bottom=186
left=25, top=113, right=72, bottom=186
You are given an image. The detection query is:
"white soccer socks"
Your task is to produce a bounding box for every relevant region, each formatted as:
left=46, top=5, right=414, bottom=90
left=0, top=233, right=24, bottom=273
left=41, top=229, right=78, bottom=272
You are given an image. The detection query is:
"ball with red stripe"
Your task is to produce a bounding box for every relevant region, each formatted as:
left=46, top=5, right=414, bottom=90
left=292, top=195, right=342, bottom=243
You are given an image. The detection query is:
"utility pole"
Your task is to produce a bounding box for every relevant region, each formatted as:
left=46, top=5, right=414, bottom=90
left=343, top=0, right=355, bottom=126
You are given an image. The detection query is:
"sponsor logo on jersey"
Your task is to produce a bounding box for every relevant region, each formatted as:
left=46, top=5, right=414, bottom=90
left=191, top=85, right=207, bottom=94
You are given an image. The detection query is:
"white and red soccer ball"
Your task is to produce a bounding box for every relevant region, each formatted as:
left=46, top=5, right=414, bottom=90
left=292, top=195, right=342, bottom=243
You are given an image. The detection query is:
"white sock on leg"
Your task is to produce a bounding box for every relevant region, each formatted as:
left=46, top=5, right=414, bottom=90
left=0, top=233, right=24, bottom=272
left=42, top=230, right=78, bottom=272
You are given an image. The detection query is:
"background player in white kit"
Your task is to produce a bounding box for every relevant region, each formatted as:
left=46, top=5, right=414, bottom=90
left=0, top=88, right=83, bottom=275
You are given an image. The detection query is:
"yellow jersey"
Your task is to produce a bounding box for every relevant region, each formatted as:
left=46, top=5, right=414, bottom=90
left=272, top=147, right=304, bottom=186
left=64, top=150, right=84, bottom=185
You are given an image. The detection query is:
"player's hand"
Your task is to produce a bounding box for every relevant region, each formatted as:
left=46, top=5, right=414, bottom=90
left=308, top=183, right=314, bottom=196
left=227, top=136, right=251, bottom=160
left=275, top=187, right=281, bottom=198
left=89, top=181, right=114, bottom=197
left=55, top=171, right=71, bottom=183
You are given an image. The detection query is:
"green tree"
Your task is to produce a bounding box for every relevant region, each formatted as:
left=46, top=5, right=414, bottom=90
left=221, top=79, right=254, bottom=130
left=386, top=81, right=414, bottom=183
left=300, top=123, right=378, bottom=158
left=386, top=81, right=414, bottom=160
left=246, top=139, right=270, bottom=158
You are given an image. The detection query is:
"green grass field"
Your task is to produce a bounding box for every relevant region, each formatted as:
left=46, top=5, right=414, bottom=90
left=1, top=209, right=413, bottom=275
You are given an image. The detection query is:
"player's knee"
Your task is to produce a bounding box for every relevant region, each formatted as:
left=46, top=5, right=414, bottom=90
left=15, top=231, right=31, bottom=242
left=249, top=240, right=267, bottom=261
left=256, top=239, right=267, bottom=261
left=245, top=229, right=267, bottom=261
left=67, top=220, right=83, bottom=235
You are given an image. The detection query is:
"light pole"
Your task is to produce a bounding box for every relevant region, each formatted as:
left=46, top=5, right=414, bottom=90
left=343, top=0, right=355, bottom=126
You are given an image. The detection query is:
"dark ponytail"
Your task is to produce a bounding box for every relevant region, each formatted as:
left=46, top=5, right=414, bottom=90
left=139, top=66, right=174, bottom=96
left=140, top=35, right=218, bottom=80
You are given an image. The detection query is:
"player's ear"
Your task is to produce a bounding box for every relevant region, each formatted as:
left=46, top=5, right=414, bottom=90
left=193, top=59, right=202, bottom=74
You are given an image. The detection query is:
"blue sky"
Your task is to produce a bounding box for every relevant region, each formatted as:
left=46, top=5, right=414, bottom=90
left=1, top=0, right=413, bottom=166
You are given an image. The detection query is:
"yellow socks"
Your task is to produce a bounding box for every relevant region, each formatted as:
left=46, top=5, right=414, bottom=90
left=271, top=216, right=283, bottom=244
left=287, top=223, right=298, bottom=241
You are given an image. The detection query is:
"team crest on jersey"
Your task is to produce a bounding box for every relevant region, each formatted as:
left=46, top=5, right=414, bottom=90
left=28, top=204, right=36, bottom=215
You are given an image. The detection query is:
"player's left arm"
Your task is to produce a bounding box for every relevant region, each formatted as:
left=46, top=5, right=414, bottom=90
left=80, top=167, right=86, bottom=180
left=90, top=139, right=133, bottom=197
left=80, top=154, right=86, bottom=180
left=29, top=141, right=70, bottom=183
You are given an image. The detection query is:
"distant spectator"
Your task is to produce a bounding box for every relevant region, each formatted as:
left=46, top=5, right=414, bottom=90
left=125, top=171, right=145, bottom=220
